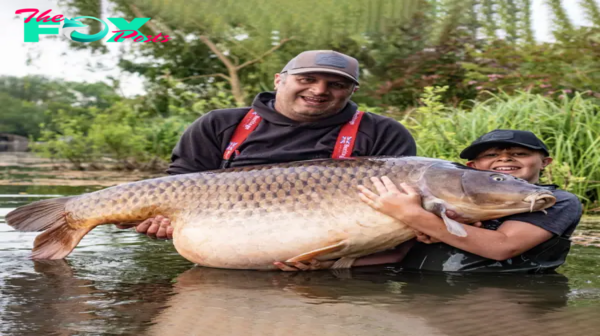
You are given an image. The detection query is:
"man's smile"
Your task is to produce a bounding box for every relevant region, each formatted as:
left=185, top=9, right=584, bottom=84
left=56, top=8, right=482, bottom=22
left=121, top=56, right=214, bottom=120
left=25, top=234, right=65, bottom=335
left=299, top=95, right=330, bottom=105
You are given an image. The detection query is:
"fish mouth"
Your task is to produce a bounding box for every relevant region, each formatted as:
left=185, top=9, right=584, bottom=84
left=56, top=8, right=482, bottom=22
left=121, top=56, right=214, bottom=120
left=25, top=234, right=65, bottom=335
left=524, top=191, right=556, bottom=213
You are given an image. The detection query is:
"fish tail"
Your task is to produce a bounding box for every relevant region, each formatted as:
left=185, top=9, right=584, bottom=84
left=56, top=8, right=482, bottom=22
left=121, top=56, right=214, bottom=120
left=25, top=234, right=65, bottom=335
left=6, top=197, right=91, bottom=260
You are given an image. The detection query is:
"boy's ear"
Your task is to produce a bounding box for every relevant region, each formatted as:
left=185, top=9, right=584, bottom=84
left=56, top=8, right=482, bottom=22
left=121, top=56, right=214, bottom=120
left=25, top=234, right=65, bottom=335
left=542, top=156, right=553, bottom=168
left=466, top=161, right=476, bottom=168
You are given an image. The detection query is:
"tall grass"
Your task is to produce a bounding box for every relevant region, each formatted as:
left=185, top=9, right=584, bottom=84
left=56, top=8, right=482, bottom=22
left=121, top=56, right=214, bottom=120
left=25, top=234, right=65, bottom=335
left=402, top=88, right=600, bottom=213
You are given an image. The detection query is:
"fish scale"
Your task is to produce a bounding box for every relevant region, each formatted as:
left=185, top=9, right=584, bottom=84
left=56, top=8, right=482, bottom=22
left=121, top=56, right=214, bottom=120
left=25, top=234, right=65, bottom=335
left=5, top=157, right=556, bottom=269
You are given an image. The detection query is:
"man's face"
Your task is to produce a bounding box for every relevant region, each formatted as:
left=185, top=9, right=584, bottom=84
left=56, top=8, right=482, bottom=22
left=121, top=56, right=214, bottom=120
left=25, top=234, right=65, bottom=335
left=466, top=146, right=553, bottom=184
left=273, top=72, right=357, bottom=122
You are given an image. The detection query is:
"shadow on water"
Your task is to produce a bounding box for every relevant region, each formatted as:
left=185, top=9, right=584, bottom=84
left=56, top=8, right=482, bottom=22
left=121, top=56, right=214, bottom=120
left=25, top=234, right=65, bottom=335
left=1, top=182, right=599, bottom=335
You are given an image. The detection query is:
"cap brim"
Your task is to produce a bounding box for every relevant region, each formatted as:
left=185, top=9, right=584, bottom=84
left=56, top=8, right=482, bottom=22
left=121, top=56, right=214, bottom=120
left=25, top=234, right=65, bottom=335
left=287, top=68, right=359, bottom=84
left=459, top=141, right=549, bottom=160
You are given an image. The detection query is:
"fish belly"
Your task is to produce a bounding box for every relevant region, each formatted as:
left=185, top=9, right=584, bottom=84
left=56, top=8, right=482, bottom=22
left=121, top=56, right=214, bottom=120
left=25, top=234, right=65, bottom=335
left=172, top=206, right=415, bottom=270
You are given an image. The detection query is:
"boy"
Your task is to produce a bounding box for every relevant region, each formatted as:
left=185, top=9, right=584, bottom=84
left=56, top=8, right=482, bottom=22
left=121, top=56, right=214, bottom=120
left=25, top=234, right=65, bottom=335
left=276, top=129, right=583, bottom=273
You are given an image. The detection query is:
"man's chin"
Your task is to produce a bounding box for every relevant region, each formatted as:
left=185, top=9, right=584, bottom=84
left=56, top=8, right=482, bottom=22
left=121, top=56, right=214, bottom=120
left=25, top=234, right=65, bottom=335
left=294, top=108, right=334, bottom=118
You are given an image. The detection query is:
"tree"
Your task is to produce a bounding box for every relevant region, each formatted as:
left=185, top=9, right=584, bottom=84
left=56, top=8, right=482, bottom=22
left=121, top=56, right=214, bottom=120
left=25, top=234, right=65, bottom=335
left=60, top=0, right=424, bottom=105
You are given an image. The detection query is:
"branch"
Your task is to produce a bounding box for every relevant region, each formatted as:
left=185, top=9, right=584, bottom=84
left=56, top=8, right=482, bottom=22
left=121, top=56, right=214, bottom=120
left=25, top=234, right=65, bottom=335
left=198, top=35, right=236, bottom=71
left=180, top=73, right=231, bottom=81
left=129, top=4, right=177, bottom=37
left=236, top=37, right=295, bottom=70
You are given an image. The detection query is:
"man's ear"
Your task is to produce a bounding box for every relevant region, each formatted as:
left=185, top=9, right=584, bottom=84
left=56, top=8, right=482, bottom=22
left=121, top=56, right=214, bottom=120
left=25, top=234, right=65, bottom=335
left=274, top=73, right=282, bottom=90
left=466, top=161, right=476, bottom=168
left=542, top=156, right=553, bottom=168
left=352, top=85, right=359, bottom=93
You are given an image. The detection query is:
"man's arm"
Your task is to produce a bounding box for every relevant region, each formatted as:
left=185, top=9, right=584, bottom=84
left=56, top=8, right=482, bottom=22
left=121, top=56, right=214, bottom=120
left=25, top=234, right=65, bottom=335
left=369, top=117, right=417, bottom=156
left=130, top=110, right=240, bottom=238
left=167, top=111, right=231, bottom=175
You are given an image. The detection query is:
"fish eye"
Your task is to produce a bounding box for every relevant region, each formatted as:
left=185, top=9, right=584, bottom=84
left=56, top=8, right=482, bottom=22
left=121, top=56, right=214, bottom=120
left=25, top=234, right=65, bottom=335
left=491, top=174, right=505, bottom=182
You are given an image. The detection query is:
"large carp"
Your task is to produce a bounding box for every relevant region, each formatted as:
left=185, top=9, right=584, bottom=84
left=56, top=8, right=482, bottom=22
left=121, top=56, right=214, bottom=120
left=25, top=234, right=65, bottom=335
left=6, top=157, right=555, bottom=270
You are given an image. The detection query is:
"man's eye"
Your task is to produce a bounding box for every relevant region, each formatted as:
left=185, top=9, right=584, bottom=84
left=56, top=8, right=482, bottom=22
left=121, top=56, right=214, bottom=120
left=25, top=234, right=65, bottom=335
left=298, top=78, right=313, bottom=83
left=330, top=83, right=346, bottom=89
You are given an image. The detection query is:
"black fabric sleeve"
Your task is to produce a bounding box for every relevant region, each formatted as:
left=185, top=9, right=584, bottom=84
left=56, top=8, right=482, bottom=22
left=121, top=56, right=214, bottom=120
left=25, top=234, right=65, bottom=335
left=166, top=112, right=228, bottom=175
left=368, top=117, right=417, bottom=156
left=500, top=190, right=583, bottom=237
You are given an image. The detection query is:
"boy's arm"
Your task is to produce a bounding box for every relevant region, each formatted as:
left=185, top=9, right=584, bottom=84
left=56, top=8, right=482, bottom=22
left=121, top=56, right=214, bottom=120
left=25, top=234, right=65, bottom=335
left=392, top=209, right=553, bottom=260
left=357, top=177, right=555, bottom=261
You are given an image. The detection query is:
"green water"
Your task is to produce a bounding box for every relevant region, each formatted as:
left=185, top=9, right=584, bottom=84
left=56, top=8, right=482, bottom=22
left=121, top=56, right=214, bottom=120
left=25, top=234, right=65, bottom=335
left=1, top=184, right=599, bottom=335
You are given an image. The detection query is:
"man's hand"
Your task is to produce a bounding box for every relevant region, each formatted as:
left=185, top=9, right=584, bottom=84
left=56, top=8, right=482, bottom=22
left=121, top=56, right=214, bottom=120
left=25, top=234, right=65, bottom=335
left=273, top=259, right=335, bottom=271
left=116, top=215, right=173, bottom=239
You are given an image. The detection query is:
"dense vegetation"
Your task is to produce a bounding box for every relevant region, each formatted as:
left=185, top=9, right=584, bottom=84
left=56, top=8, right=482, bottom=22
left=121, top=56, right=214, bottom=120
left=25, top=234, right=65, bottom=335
left=2, top=0, right=599, bottom=211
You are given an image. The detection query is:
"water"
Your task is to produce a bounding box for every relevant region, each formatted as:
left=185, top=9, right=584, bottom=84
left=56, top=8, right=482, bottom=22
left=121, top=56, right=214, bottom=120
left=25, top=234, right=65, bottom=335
left=1, top=181, right=600, bottom=335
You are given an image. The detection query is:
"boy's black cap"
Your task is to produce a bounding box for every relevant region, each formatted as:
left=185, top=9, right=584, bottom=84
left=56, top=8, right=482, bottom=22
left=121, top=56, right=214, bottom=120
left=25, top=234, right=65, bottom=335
left=460, top=129, right=550, bottom=160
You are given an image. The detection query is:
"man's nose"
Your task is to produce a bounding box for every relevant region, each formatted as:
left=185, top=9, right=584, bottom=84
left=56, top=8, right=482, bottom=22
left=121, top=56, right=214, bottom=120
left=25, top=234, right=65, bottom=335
left=309, top=81, right=328, bottom=95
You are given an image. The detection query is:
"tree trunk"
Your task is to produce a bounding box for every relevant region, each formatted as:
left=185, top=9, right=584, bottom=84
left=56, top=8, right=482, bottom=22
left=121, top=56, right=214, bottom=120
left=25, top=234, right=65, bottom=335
left=228, top=69, right=245, bottom=106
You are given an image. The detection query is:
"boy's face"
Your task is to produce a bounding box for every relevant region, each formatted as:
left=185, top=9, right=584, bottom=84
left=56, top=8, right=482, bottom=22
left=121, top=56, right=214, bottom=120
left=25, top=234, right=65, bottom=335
left=466, top=146, right=552, bottom=184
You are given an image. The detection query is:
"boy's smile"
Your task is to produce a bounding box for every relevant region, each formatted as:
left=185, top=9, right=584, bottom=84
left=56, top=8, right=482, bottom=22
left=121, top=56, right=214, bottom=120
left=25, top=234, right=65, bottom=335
left=467, top=147, right=553, bottom=184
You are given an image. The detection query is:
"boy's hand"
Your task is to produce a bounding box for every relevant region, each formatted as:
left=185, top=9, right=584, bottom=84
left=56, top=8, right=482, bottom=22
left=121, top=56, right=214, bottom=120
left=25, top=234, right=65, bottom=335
left=357, top=176, right=424, bottom=222
left=414, top=230, right=441, bottom=244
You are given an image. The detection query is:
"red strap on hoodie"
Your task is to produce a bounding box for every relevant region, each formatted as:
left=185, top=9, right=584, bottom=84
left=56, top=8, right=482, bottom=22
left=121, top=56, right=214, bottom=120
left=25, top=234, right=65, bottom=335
left=332, top=110, right=364, bottom=159
left=222, top=109, right=262, bottom=160
left=223, top=109, right=364, bottom=161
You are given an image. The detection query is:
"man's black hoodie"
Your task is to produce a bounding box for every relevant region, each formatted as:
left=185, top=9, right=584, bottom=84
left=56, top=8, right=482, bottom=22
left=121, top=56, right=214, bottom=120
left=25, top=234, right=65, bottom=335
left=167, top=92, right=416, bottom=174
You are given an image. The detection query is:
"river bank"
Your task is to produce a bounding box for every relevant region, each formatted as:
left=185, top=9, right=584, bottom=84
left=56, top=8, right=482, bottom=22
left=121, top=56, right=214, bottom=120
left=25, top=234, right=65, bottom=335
left=0, top=152, right=161, bottom=187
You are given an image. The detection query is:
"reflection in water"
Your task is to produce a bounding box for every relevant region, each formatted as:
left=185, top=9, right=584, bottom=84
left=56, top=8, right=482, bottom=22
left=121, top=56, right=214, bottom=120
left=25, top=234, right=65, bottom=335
left=145, top=267, right=600, bottom=336
left=1, top=260, right=175, bottom=335
left=1, top=184, right=600, bottom=336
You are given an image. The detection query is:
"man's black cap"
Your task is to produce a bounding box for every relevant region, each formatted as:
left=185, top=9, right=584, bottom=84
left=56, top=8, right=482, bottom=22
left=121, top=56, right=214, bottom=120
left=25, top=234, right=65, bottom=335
left=459, top=129, right=550, bottom=160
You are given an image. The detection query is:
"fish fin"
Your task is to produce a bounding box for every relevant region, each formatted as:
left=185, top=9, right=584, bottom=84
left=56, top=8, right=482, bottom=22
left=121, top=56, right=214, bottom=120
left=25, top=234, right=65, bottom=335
left=286, top=241, right=347, bottom=263
left=31, top=223, right=92, bottom=260
left=5, top=197, right=74, bottom=232
left=440, top=209, right=468, bottom=237
left=6, top=196, right=90, bottom=259
left=331, top=257, right=356, bottom=269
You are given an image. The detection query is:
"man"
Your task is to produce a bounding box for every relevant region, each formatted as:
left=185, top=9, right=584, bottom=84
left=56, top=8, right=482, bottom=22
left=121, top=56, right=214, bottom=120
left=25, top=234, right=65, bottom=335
left=130, top=50, right=417, bottom=239
left=354, top=129, right=583, bottom=273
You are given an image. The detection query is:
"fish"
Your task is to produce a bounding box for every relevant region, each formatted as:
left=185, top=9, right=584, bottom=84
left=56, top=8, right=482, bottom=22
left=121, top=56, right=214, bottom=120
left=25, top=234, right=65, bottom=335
left=5, top=157, right=556, bottom=270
